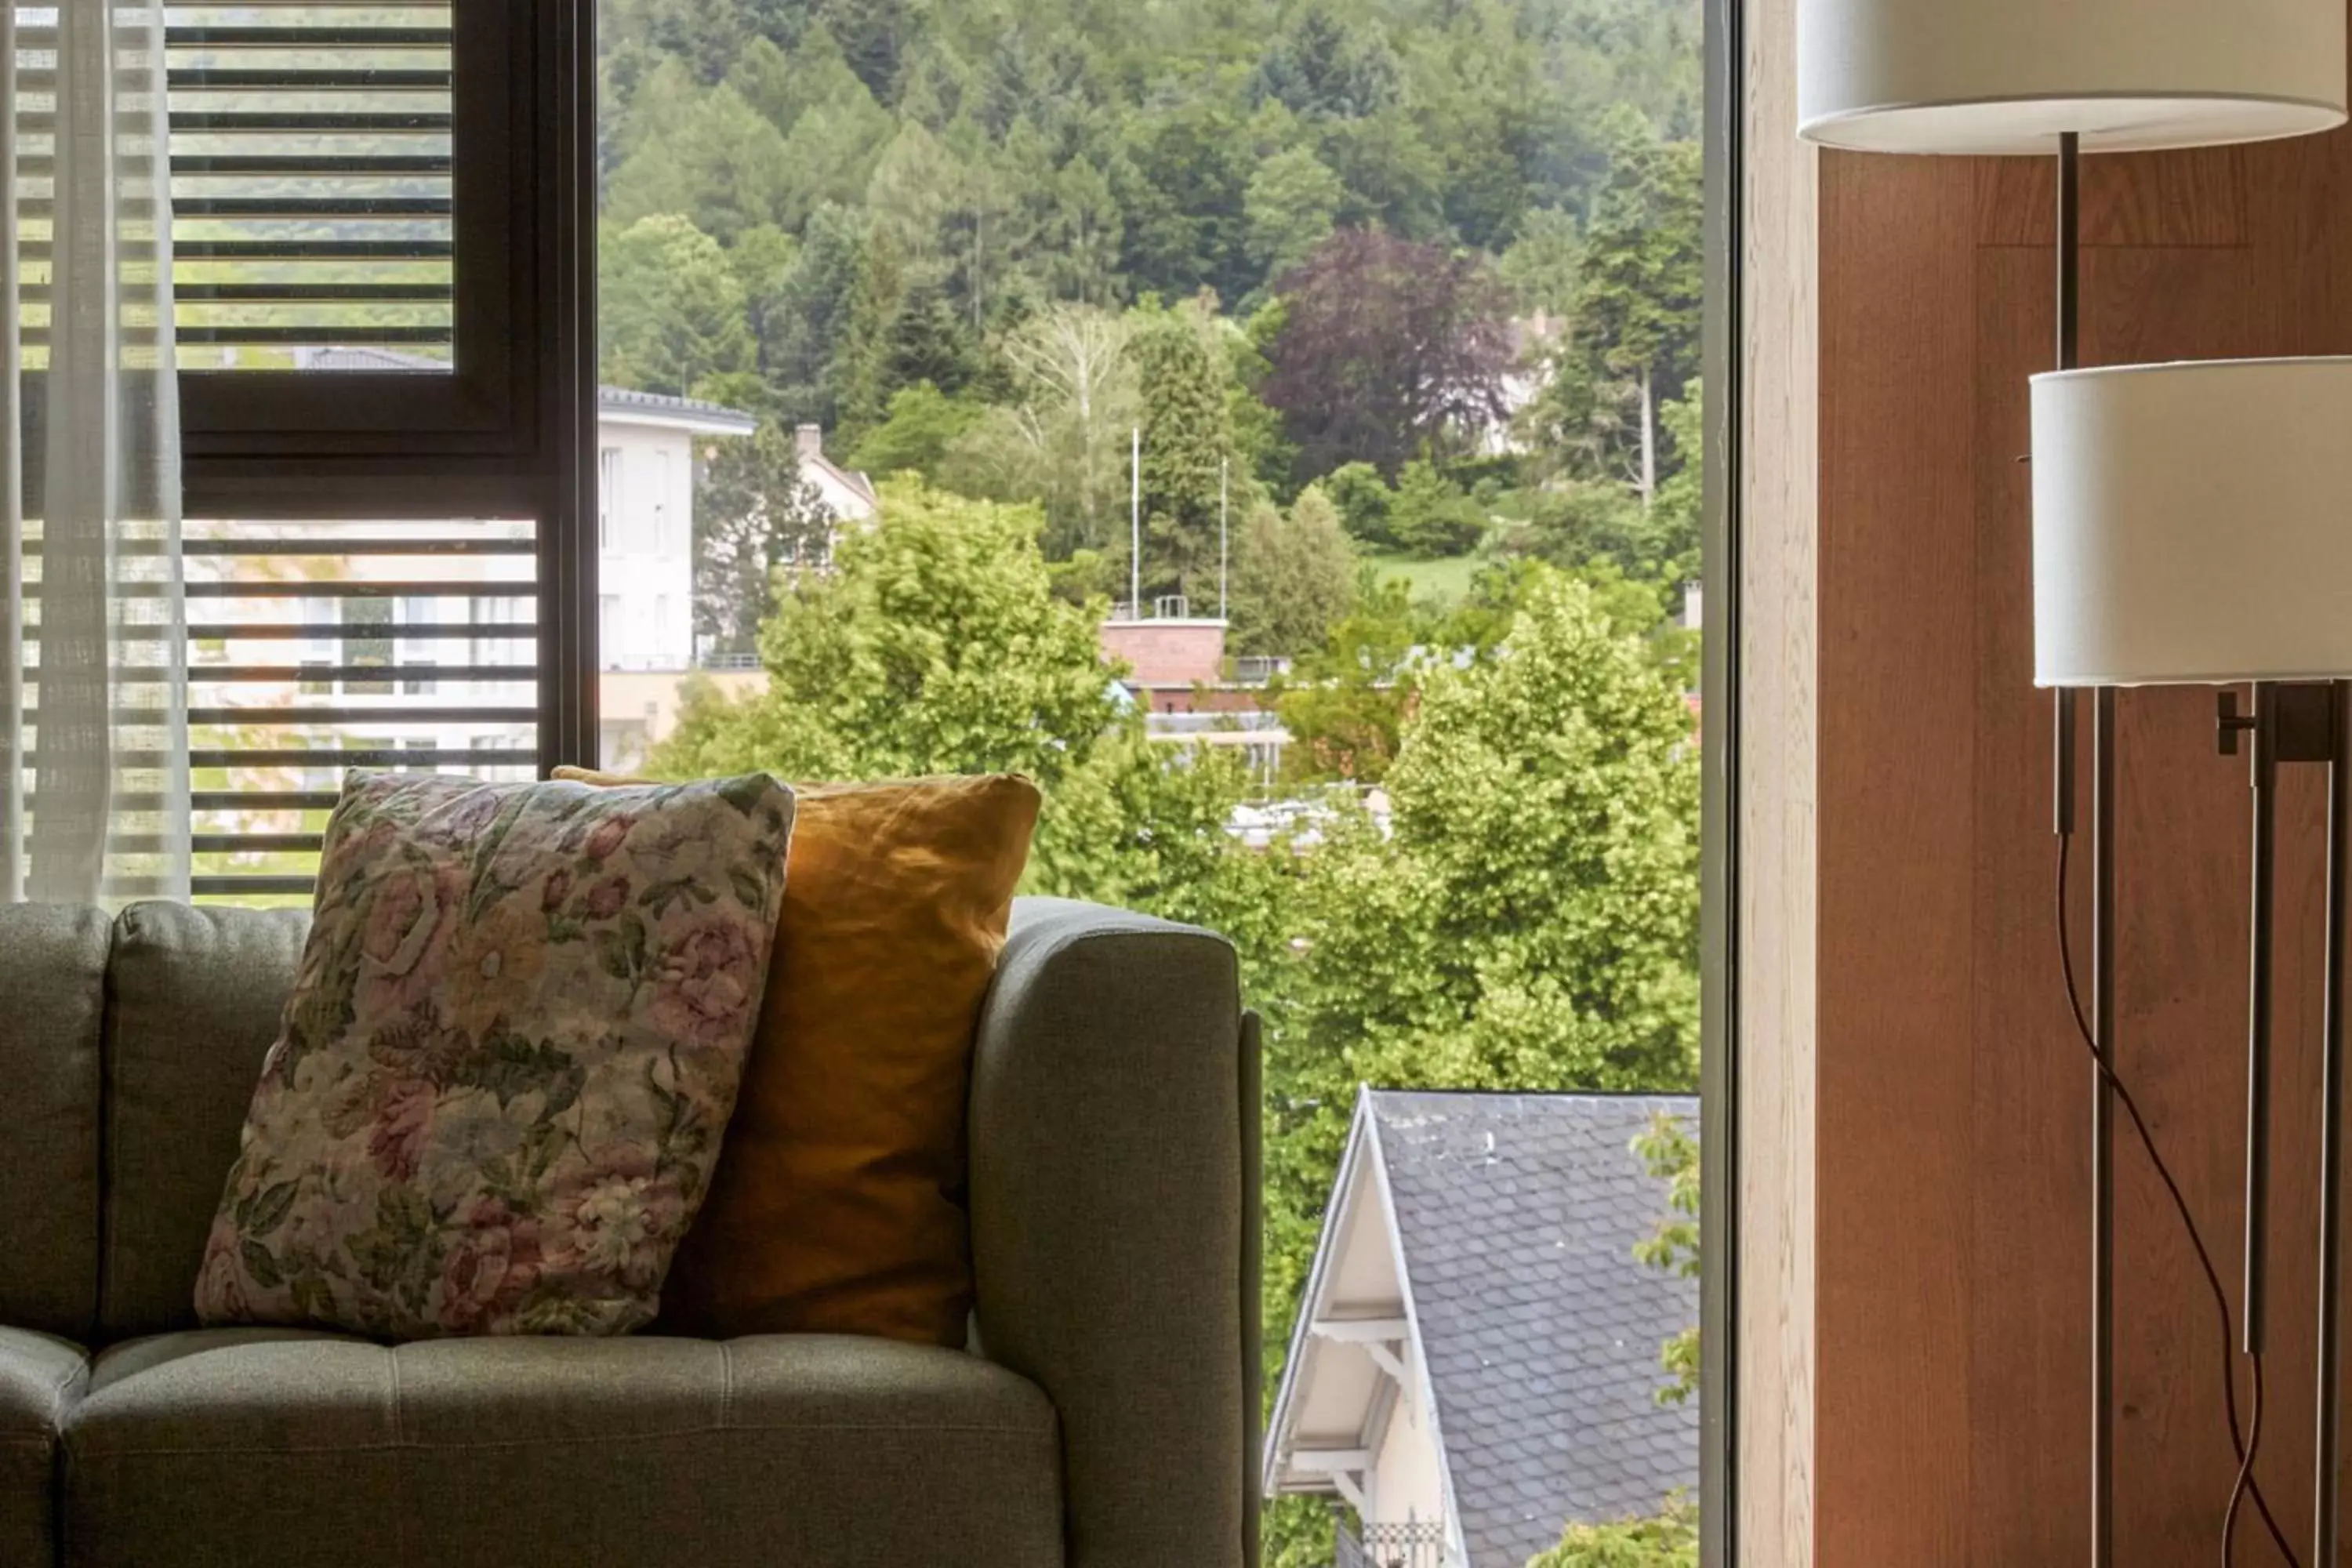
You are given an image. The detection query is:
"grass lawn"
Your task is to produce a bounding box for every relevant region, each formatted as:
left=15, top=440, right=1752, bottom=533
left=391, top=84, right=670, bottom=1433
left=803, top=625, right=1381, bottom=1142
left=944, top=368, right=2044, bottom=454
left=1362, top=550, right=1486, bottom=606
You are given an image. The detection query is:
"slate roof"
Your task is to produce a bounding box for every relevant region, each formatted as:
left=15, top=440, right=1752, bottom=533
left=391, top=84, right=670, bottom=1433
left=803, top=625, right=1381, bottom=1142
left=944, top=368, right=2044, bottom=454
left=1367, top=1090, right=1700, bottom=1568
left=596, top=383, right=758, bottom=433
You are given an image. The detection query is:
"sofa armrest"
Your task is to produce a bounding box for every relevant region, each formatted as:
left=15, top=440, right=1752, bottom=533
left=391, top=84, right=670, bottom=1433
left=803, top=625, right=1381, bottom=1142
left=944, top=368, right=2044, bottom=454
left=970, top=898, right=1254, bottom=1568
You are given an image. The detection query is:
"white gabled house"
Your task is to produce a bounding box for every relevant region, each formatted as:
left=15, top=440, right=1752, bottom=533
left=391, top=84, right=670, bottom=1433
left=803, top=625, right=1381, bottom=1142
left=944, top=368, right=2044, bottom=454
left=1265, top=1090, right=1700, bottom=1568
left=789, top=422, right=880, bottom=529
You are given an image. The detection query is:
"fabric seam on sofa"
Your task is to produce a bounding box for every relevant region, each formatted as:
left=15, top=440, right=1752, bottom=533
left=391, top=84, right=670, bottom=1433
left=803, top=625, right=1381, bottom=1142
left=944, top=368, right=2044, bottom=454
left=69, top=1420, right=1059, bottom=1461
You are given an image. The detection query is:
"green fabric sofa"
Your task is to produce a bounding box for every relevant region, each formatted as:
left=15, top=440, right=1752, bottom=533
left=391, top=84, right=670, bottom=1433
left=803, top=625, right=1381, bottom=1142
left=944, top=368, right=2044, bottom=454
left=0, top=897, right=1258, bottom=1568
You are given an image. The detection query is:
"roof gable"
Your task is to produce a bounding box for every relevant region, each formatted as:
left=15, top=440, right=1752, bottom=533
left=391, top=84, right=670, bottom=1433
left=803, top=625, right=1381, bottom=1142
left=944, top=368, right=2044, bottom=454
left=1370, top=1091, right=1700, bottom=1566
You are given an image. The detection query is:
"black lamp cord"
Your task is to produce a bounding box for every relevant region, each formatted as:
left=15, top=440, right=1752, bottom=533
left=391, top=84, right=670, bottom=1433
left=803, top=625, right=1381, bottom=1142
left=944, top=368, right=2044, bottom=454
left=2056, top=834, right=2298, bottom=1567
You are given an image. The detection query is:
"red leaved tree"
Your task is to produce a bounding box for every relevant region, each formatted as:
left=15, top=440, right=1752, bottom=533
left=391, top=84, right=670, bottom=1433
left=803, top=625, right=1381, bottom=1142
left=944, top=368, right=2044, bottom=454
left=1262, top=228, right=1515, bottom=480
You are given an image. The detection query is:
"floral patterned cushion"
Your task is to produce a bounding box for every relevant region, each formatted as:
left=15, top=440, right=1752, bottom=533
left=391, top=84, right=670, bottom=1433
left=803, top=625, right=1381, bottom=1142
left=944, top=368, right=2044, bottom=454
left=194, top=769, right=797, bottom=1339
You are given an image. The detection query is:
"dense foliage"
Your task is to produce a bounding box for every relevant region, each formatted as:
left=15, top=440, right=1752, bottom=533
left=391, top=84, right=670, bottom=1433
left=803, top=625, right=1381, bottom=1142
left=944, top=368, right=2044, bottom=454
left=1527, top=1501, right=1700, bottom=1568
left=642, top=489, right=1700, bottom=1567
left=604, top=0, right=1704, bottom=642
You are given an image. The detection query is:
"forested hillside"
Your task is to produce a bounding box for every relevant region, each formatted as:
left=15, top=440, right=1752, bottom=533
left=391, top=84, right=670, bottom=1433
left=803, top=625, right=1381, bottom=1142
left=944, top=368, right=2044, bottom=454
left=597, top=0, right=1704, bottom=646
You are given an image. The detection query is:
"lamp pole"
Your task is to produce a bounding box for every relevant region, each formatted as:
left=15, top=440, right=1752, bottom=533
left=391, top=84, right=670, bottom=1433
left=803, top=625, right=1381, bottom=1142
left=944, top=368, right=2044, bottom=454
left=1131, top=426, right=1142, bottom=617
left=2047, top=130, right=2118, bottom=1568
left=2318, top=681, right=2350, bottom=1566
left=2219, top=678, right=2352, bottom=1567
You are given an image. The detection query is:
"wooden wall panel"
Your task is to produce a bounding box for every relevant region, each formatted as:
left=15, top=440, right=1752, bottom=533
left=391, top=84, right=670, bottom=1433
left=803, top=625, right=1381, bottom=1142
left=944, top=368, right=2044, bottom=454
left=1815, top=62, right=2352, bottom=1568
left=1816, top=151, right=1980, bottom=1566
left=1736, top=0, right=1818, bottom=1563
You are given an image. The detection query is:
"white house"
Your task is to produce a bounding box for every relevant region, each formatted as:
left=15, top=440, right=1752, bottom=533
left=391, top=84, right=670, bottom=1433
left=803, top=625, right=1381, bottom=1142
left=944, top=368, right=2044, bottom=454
left=594, top=415, right=876, bottom=766
left=790, top=421, right=880, bottom=532
left=594, top=386, right=757, bottom=673
left=1264, top=1089, right=1700, bottom=1568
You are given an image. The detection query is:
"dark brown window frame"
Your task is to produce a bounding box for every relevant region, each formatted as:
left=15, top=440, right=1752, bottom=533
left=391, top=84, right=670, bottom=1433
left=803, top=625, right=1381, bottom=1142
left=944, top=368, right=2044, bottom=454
left=176, top=0, right=599, bottom=768
left=176, top=2, right=524, bottom=454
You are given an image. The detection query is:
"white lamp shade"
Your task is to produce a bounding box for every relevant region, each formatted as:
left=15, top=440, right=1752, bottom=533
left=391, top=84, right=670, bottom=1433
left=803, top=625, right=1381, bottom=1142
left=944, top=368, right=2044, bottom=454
left=1799, top=0, right=2347, bottom=154
left=2033, top=359, right=2352, bottom=688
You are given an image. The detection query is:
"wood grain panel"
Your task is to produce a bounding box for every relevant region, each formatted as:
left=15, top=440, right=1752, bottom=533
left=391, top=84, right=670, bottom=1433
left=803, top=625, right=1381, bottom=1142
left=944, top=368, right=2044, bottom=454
left=1976, top=148, right=2249, bottom=249
left=1737, top=0, right=1820, bottom=1560
left=1965, top=241, right=2085, bottom=1568
left=1814, top=38, right=2352, bottom=1568
left=1816, top=148, right=1979, bottom=1568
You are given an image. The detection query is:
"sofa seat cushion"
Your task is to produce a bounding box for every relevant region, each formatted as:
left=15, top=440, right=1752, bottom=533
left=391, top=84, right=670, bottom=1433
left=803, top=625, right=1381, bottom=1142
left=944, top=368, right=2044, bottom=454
left=63, top=1328, right=1063, bottom=1568
left=2, top=1327, right=89, bottom=1568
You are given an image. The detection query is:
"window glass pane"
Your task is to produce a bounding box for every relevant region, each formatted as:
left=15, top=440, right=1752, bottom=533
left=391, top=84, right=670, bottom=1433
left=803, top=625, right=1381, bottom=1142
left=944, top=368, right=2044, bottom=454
left=596, top=0, right=1708, bottom=1555
left=163, top=3, right=457, bottom=372
left=182, top=515, right=538, bottom=904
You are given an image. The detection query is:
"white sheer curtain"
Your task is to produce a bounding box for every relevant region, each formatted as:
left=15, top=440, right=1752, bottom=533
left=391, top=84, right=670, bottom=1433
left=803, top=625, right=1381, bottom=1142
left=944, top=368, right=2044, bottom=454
left=3, top=2, right=188, bottom=904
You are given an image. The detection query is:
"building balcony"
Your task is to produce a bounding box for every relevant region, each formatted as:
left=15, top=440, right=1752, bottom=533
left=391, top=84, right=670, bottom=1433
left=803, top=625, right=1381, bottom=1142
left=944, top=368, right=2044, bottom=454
left=1336, top=1520, right=1451, bottom=1568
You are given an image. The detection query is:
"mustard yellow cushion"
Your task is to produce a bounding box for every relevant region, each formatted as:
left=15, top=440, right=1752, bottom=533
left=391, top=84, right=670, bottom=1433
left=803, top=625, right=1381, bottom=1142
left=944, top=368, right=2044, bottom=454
left=555, top=768, right=1039, bottom=1344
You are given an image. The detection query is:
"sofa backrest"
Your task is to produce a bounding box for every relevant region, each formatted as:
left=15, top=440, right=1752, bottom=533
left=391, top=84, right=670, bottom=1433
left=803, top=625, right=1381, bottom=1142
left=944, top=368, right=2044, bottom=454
left=0, top=903, right=111, bottom=1340
left=98, top=902, right=309, bottom=1341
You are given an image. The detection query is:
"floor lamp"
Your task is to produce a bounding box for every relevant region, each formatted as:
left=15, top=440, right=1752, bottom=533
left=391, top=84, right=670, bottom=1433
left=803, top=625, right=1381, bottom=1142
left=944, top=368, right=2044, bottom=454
left=1795, top=1, right=2350, bottom=1563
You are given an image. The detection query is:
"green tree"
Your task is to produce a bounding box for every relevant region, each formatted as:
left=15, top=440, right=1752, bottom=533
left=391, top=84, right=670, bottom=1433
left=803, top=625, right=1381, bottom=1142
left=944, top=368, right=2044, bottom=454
left=761, top=203, right=866, bottom=423
left=598, top=213, right=755, bottom=397
left=768, top=31, right=898, bottom=227
left=693, top=421, right=833, bottom=657
left=1386, top=459, right=1486, bottom=557
left=1518, top=382, right=1702, bottom=584
left=1322, top=460, right=1396, bottom=549
left=1243, top=147, right=1346, bottom=290
left=1036, top=154, right=1127, bottom=308
left=835, top=235, right=980, bottom=437
left=655, top=478, right=1111, bottom=783
left=1115, top=99, right=1254, bottom=302
left=1563, top=109, right=1701, bottom=507
left=1294, top=568, right=1699, bottom=1099
left=847, top=381, right=986, bottom=479
left=1262, top=567, right=1701, bottom=1568
left=1269, top=573, right=1425, bottom=784
left=1500, top=204, right=1584, bottom=319
left=1526, top=1501, right=1699, bottom=1568
left=1131, top=300, right=1236, bottom=602
left=1634, top=1110, right=1700, bottom=1406
left=728, top=223, right=801, bottom=415
left=1229, top=486, right=1358, bottom=658
left=863, top=120, right=969, bottom=274
left=604, top=82, right=797, bottom=243
left=651, top=477, right=1265, bottom=913
left=1646, top=380, right=1704, bottom=583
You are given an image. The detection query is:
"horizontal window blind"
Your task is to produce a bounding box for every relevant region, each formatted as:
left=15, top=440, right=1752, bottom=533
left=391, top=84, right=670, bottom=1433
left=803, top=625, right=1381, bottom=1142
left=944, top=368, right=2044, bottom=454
left=9, top=2, right=589, bottom=907
left=14, top=1, right=457, bottom=371
left=16, top=517, right=543, bottom=904
left=174, top=517, right=540, bottom=901
left=72, top=516, right=539, bottom=903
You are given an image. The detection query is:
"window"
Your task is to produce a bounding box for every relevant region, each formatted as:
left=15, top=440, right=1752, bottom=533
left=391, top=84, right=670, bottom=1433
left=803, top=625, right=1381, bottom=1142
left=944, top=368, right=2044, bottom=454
left=183, top=517, right=543, bottom=900
left=600, top=447, right=622, bottom=549
left=340, top=598, right=393, bottom=695
left=653, top=448, right=672, bottom=555
left=151, top=2, right=538, bottom=447
left=165, top=6, right=455, bottom=372
left=597, top=0, right=1716, bottom=1558
left=118, top=2, right=596, bottom=901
